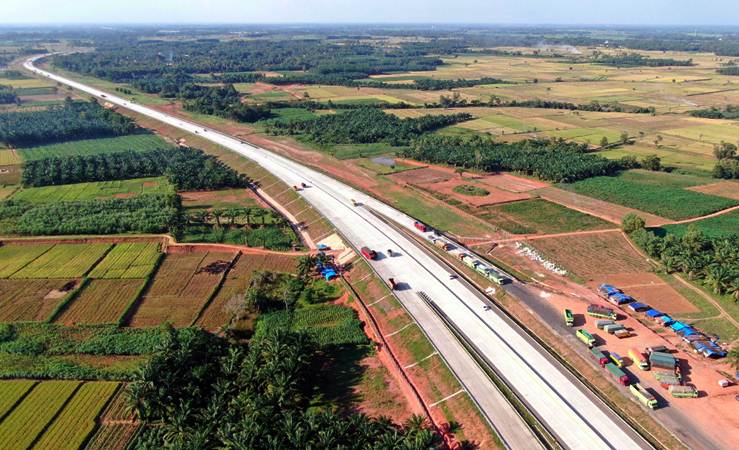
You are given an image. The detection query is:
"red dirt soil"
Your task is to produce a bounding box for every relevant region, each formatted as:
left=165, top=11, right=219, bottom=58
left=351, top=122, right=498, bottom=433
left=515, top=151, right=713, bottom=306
left=588, top=273, right=699, bottom=314
left=686, top=181, right=739, bottom=200
left=423, top=177, right=531, bottom=207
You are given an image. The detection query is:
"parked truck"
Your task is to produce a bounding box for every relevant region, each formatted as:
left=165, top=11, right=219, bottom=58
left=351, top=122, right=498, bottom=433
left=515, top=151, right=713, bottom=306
left=360, top=247, right=378, bottom=260
left=630, top=383, right=658, bottom=409
left=603, top=323, right=625, bottom=334
left=590, top=348, right=609, bottom=367
left=614, top=329, right=633, bottom=338
left=609, top=351, right=624, bottom=368
left=649, top=351, right=677, bottom=370
left=605, top=362, right=630, bottom=386
left=564, top=309, right=574, bottom=327
left=628, top=348, right=650, bottom=370
left=587, top=304, right=617, bottom=321
left=669, top=385, right=698, bottom=398
left=576, top=329, right=596, bottom=348
left=596, top=319, right=615, bottom=330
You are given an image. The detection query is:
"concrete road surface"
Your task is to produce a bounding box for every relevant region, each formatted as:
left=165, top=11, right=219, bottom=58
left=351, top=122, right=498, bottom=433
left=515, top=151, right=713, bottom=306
left=26, top=55, right=652, bottom=450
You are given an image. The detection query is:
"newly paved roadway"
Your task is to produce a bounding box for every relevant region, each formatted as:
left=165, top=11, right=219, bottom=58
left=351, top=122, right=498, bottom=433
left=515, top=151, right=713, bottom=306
left=26, top=55, right=652, bottom=450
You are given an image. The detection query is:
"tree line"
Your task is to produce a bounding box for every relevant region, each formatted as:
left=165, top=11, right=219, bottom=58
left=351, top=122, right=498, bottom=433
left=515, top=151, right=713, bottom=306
left=586, top=52, right=694, bottom=67
left=22, top=146, right=249, bottom=190
left=711, top=142, right=739, bottom=179
left=402, top=134, right=621, bottom=183
left=0, top=99, right=137, bottom=146
left=266, top=108, right=472, bottom=145
left=624, top=215, right=738, bottom=299
left=0, top=84, right=18, bottom=104
left=690, top=105, right=739, bottom=120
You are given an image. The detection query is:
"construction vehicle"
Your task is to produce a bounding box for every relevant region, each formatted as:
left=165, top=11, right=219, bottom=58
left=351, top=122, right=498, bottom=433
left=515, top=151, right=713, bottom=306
left=360, top=247, right=378, bottom=260
left=576, top=329, right=596, bottom=348
left=564, top=309, right=574, bottom=327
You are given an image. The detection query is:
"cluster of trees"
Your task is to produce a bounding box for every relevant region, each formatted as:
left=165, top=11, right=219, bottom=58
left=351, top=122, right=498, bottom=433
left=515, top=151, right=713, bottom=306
left=184, top=207, right=296, bottom=250
left=403, top=134, right=620, bottom=182
left=0, top=99, right=137, bottom=146
left=127, top=327, right=446, bottom=449
left=181, top=84, right=273, bottom=123
left=267, top=108, right=471, bottom=145
left=260, top=73, right=508, bottom=91
left=22, top=147, right=248, bottom=190
left=0, top=194, right=182, bottom=236
left=624, top=215, right=738, bottom=298
left=588, top=52, right=694, bottom=67
left=691, top=105, right=739, bottom=120
left=717, top=65, right=739, bottom=76
left=711, top=141, right=739, bottom=179
left=0, top=84, right=18, bottom=104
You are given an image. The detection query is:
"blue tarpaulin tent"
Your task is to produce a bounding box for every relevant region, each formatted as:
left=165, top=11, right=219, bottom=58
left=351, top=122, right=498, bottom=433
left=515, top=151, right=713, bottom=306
left=608, top=293, right=633, bottom=305
left=660, top=315, right=674, bottom=325
left=599, top=284, right=620, bottom=295
left=627, top=302, right=649, bottom=312
left=646, top=309, right=663, bottom=318
left=670, top=321, right=687, bottom=332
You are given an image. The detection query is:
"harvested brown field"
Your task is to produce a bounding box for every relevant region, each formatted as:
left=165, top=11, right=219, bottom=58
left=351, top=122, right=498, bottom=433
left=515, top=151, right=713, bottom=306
left=128, top=251, right=236, bottom=327
left=472, top=173, right=549, bottom=193
left=531, top=231, right=652, bottom=280
left=534, top=186, right=672, bottom=226
left=55, top=279, right=147, bottom=325
left=0, top=279, right=78, bottom=321
left=196, top=252, right=298, bottom=330
left=686, top=180, right=739, bottom=200
left=388, top=167, right=452, bottom=185
left=588, top=273, right=699, bottom=314
left=419, top=177, right=531, bottom=207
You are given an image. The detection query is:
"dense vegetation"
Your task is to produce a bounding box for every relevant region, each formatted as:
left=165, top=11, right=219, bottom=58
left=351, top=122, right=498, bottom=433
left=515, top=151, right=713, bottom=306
left=181, top=84, right=274, bottom=122
left=588, top=52, right=693, bottom=67
left=128, top=327, right=445, bottom=449
left=267, top=108, right=471, bottom=145
left=0, top=194, right=182, bottom=236
left=711, top=141, right=739, bottom=179
left=403, top=134, right=620, bottom=182
left=0, top=99, right=137, bottom=146
left=717, top=65, right=739, bottom=76
left=0, top=84, right=18, bottom=104
left=690, top=105, right=739, bottom=120
left=625, top=216, right=738, bottom=298
left=22, top=147, right=248, bottom=189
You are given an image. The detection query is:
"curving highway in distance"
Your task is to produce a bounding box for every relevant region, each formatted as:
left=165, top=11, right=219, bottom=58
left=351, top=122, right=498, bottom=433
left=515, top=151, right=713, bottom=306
left=25, top=55, right=651, bottom=450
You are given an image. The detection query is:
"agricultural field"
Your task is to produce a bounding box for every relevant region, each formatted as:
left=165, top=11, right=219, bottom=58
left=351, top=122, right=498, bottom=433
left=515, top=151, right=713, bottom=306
left=0, top=278, right=79, bottom=322
left=0, top=149, right=20, bottom=165
left=0, top=379, right=35, bottom=418
left=54, top=279, right=147, bottom=325
left=196, top=252, right=298, bottom=330
left=88, top=242, right=161, bottom=279
left=560, top=171, right=738, bottom=220
left=17, top=133, right=172, bottom=161
left=254, top=304, right=367, bottom=347
left=181, top=188, right=264, bottom=211
left=10, top=243, right=111, bottom=279
left=477, top=198, right=613, bottom=234
left=661, top=209, right=739, bottom=238
left=0, top=243, right=54, bottom=277
left=0, top=380, right=118, bottom=450
left=11, top=177, right=173, bottom=203
left=128, top=251, right=236, bottom=327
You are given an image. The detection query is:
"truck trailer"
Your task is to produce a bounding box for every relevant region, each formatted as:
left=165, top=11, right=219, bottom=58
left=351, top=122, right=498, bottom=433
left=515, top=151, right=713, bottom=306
left=587, top=305, right=618, bottom=320
left=605, top=362, right=630, bottom=386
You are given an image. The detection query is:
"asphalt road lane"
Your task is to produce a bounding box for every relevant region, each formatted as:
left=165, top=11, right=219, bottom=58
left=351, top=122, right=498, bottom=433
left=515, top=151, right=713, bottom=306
left=26, top=56, right=651, bottom=450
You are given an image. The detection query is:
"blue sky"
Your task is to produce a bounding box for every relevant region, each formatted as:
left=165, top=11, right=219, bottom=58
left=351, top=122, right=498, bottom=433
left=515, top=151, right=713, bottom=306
left=3, top=0, right=738, bottom=25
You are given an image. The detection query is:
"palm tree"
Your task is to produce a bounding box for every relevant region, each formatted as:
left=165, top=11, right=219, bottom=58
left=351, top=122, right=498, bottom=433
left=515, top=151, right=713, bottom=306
left=211, top=209, right=224, bottom=228
left=704, top=264, right=731, bottom=295
left=224, top=209, right=239, bottom=226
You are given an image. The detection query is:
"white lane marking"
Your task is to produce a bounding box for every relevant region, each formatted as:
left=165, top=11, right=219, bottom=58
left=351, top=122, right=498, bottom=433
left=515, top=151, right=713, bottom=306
left=429, top=389, right=465, bottom=407
left=384, top=321, right=416, bottom=338
left=404, top=351, right=438, bottom=369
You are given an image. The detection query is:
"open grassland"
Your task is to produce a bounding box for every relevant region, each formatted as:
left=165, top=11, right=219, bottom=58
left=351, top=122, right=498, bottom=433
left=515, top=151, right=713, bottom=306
left=0, top=380, right=35, bottom=419
left=181, top=188, right=262, bottom=210
left=33, top=381, right=119, bottom=450
left=55, top=279, right=147, bottom=326
left=0, top=279, right=78, bottom=322
left=0, top=353, right=147, bottom=380
left=0, top=243, right=54, bottom=277
left=197, top=252, right=297, bottom=330
left=0, top=380, right=79, bottom=450
left=88, top=243, right=161, bottom=279
left=0, top=149, right=20, bottom=165
left=17, top=134, right=172, bottom=161
left=661, top=209, right=739, bottom=238
left=129, top=251, right=235, bottom=327
left=561, top=171, right=737, bottom=220
left=10, top=244, right=111, bottom=279
left=478, top=198, right=613, bottom=234
left=12, top=177, right=173, bottom=204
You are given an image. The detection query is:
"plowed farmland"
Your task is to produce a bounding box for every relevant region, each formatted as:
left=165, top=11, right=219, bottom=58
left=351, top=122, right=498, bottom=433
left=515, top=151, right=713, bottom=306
left=196, top=252, right=298, bottom=330
left=0, top=279, right=78, bottom=321
left=10, top=244, right=111, bottom=279
left=55, top=279, right=147, bottom=325
left=129, top=251, right=236, bottom=327
left=88, top=242, right=161, bottom=279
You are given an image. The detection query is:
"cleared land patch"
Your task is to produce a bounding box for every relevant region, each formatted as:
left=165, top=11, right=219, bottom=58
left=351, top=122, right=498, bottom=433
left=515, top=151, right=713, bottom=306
left=10, top=243, right=111, bottom=279
left=129, top=251, right=235, bottom=327
left=0, top=279, right=79, bottom=322
left=12, top=177, right=173, bottom=203
left=589, top=273, right=699, bottom=315
left=88, top=242, right=161, bottom=279
left=686, top=180, right=739, bottom=200
left=55, top=279, right=147, bottom=325
left=16, top=134, right=171, bottom=161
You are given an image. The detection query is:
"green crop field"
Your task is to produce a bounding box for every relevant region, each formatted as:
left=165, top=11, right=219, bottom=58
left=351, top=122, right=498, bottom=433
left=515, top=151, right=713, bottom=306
left=16, top=134, right=172, bottom=161
left=10, top=244, right=111, bottom=279
left=481, top=199, right=613, bottom=234
left=661, top=209, right=739, bottom=238
left=34, top=381, right=119, bottom=450
left=88, top=242, right=161, bottom=279
left=0, top=244, right=54, bottom=278
left=254, top=304, right=367, bottom=347
left=55, top=279, right=147, bottom=325
left=561, top=172, right=738, bottom=220
left=12, top=177, right=173, bottom=203
left=0, top=380, right=36, bottom=419
left=0, top=380, right=79, bottom=450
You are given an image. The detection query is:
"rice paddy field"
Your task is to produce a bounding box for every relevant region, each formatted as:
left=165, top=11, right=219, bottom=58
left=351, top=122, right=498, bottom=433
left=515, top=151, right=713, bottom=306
left=11, top=177, right=173, bottom=203
left=9, top=244, right=111, bottom=279
left=88, top=242, right=161, bottom=279
left=17, top=134, right=172, bottom=161
left=0, top=380, right=119, bottom=450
